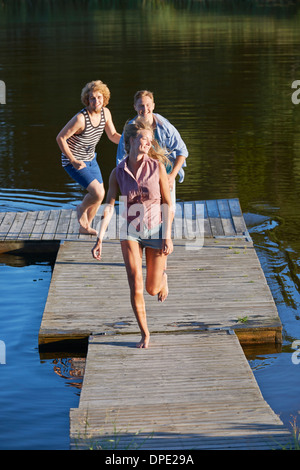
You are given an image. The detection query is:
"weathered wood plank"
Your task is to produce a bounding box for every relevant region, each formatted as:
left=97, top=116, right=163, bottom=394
left=38, top=237, right=282, bottom=346
left=206, top=199, right=224, bottom=237
left=228, top=198, right=248, bottom=236
left=70, top=331, right=291, bottom=450
left=0, top=211, right=17, bottom=240
left=66, top=210, right=80, bottom=240
left=0, top=199, right=249, bottom=242
left=41, top=209, right=60, bottom=240
left=0, top=212, right=6, bottom=225
left=5, top=211, right=27, bottom=240
left=16, top=211, right=39, bottom=240
left=217, top=198, right=236, bottom=236
left=54, top=209, right=72, bottom=240
left=195, top=201, right=212, bottom=238
left=28, top=210, right=51, bottom=240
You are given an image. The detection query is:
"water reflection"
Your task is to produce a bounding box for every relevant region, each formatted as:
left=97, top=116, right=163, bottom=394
left=0, top=250, right=82, bottom=449
left=52, top=358, right=85, bottom=391
left=1, top=2, right=300, bottom=210
left=0, top=187, right=80, bottom=212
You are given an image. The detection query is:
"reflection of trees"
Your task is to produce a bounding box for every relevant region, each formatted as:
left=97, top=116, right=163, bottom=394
left=1, top=0, right=300, bottom=209
left=53, top=358, right=85, bottom=390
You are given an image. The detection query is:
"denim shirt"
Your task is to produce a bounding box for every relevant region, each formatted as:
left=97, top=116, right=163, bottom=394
left=116, top=113, right=188, bottom=183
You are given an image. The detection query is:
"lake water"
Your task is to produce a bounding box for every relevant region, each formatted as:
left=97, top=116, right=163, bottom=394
left=1, top=0, right=300, bottom=449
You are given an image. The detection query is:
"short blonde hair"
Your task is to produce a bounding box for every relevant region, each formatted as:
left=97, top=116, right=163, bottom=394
left=133, top=90, right=154, bottom=106
left=81, top=80, right=110, bottom=107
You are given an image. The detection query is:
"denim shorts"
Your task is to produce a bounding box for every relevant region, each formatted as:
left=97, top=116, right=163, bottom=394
left=120, top=223, right=163, bottom=250
left=64, top=156, right=103, bottom=189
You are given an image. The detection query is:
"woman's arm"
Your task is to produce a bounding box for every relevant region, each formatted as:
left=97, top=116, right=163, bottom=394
left=159, top=162, right=174, bottom=255
left=91, top=169, right=119, bottom=260
left=56, top=113, right=86, bottom=169
left=104, top=108, right=121, bottom=144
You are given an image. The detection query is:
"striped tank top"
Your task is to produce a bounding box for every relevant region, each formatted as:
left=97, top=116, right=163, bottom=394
left=61, top=107, right=106, bottom=167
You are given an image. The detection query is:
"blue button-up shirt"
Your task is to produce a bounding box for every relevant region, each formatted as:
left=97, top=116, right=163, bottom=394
left=116, top=113, right=188, bottom=183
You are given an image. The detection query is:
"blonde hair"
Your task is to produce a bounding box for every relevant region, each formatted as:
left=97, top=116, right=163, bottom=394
left=133, top=90, right=154, bottom=106
left=123, top=117, right=171, bottom=168
left=81, top=80, right=110, bottom=107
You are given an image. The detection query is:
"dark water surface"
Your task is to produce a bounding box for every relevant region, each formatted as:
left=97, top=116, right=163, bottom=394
left=1, top=1, right=300, bottom=449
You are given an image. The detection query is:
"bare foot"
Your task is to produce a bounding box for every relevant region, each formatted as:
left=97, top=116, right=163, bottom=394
left=158, top=272, right=168, bottom=303
left=77, top=205, right=97, bottom=235
left=76, top=204, right=88, bottom=227
left=79, top=226, right=98, bottom=236
left=136, top=333, right=150, bottom=349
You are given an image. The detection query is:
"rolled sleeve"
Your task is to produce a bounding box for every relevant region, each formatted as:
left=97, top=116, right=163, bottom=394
left=116, top=133, right=126, bottom=166
left=155, top=114, right=188, bottom=171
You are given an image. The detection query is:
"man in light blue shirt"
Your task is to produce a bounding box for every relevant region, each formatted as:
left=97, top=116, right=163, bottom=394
left=116, top=90, right=188, bottom=205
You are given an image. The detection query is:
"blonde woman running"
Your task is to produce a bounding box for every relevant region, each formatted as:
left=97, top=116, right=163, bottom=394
left=92, top=119, right=174, bottom=348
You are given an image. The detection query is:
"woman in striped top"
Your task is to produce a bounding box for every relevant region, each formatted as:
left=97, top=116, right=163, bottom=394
left=56, top=80, right=121, bottom=235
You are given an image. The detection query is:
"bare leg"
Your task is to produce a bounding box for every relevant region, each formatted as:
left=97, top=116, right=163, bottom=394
left=145, top=248, right=169, bottom=302
left=121, top=240, right=150, bottom=348
left=77, top=180, right=105, bottom=235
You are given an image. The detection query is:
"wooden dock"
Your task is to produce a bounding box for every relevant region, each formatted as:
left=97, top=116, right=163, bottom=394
left=38, top=237, right=282, bottom=346
left=70, top=331, right=291, bottom=450
left=0, top=198, right=248, bottom=245
left=0, top=199, right=293, bottom=449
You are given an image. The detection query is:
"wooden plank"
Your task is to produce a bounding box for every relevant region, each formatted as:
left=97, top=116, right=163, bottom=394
left=195, top=200, right=205, bottom=239
left=70, top=404, right=291, bottom=450
left=16, top=211, right=39, bottom=240
left=0, top=212, right=17, bottom=240
left=0, top=199, right=251, bottom=242
left=173, top=201, right=184, bottom=239
left=66, top=210, right=80, bottom=240
left=206, top=199, right=224, bottom=236
left=42, top=209, right=61, bottom=240
left=53, top=209, right=72, bottom=240
left=192, top=200, right=212, bottom=238
left=5, top=212, right=27, bottom=240
left=217, top=198, right=236, bottom=236
left=228, top=198, right=248, bottom=236
left=0, top=212, right=6, bottom=226
left=70, top=331, right=291, bottom=450
left=38, top=237, right=282, bottom=345
left=29, top=210, right=51, bottom=240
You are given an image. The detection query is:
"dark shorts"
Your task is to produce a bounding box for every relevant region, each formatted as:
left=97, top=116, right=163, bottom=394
left=64, top=156, right=103, bottom=188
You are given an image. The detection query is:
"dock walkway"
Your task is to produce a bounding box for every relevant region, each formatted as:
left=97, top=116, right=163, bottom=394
left=0, top=198, right=248, bottom=244
left=70, top=331, right=290, bottom=450
left=0, top=199, right=292, bottom=449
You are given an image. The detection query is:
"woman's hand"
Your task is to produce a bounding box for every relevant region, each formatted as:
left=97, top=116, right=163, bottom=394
left=162, top=238, right=173, bottom=256
left=92, top=238, right=102, bottom=260
left=72, top=160, right=86, bottom=170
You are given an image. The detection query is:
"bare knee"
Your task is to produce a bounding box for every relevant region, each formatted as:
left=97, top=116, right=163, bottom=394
left=95, top=186, right=105, bottom=203
left=145, top=281, right=159, bottom=297
left=88, top=182, right=105, bottom=203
